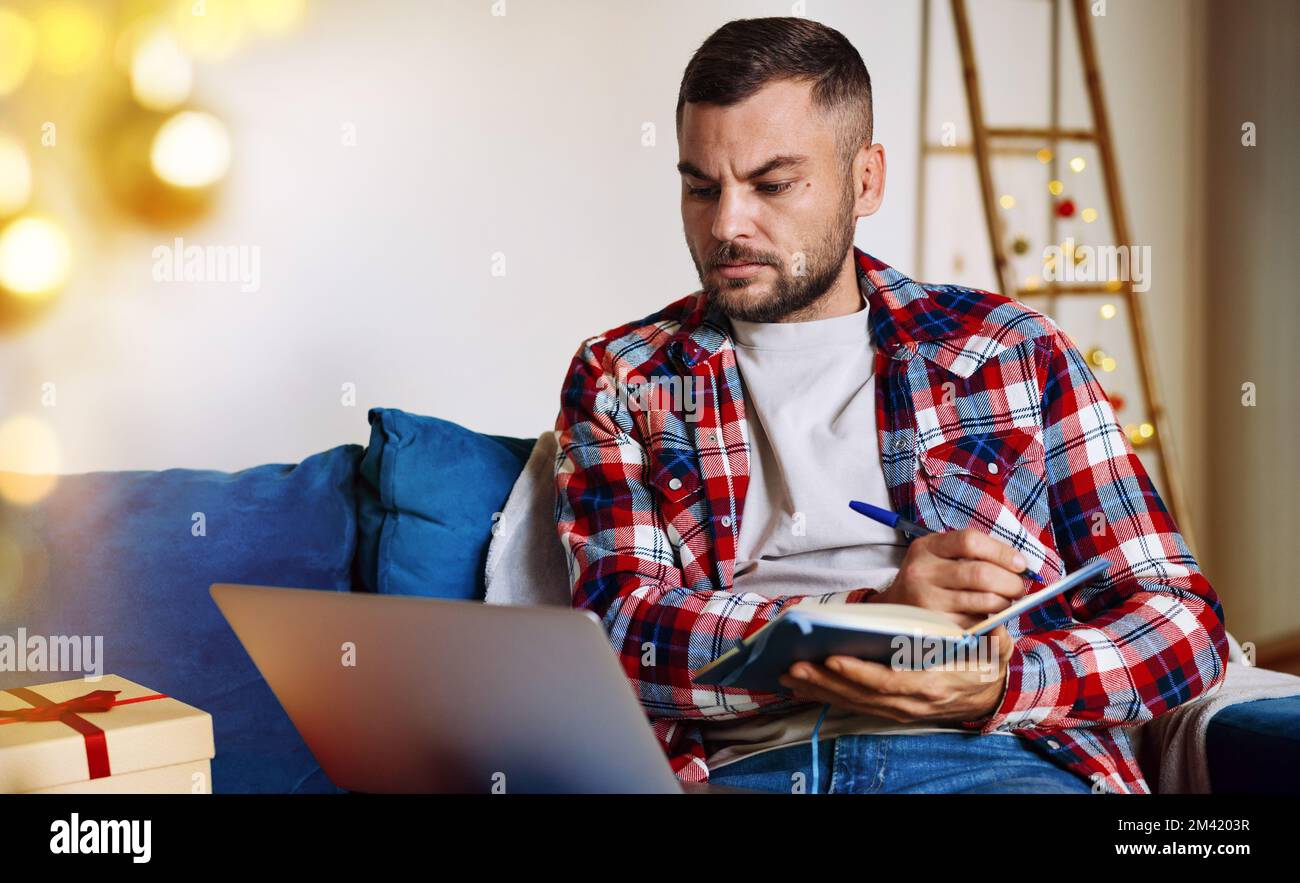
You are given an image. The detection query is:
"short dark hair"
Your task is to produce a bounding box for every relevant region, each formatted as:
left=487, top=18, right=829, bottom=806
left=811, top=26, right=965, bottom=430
left=675, top=17, right=873, bottom=173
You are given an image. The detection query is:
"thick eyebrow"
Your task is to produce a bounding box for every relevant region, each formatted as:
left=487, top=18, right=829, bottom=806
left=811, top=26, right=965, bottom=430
left=676, top=153, right=809, bottom=183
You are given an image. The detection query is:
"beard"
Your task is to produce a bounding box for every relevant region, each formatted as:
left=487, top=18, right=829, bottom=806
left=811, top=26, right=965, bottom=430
left=690, top=187, right=857, bottom=324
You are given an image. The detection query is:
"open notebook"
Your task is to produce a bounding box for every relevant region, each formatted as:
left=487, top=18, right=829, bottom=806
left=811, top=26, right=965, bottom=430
left=693, top=557, right=1110, bottom=694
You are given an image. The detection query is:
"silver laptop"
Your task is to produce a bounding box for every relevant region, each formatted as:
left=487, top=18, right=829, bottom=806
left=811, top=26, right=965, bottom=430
left=209, top=583, right=688, bottom=794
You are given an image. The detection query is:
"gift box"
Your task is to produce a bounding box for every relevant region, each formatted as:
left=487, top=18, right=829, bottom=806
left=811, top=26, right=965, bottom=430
left=0, top=674, right=215, bottom=794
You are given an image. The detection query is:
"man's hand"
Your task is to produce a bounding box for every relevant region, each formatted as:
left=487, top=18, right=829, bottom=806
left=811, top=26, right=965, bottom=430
left=871, top=528, right=1029, bottom=629
left=776, top=528, right=1029, bottom=724
left=777, top=623, right=1015, bottom=725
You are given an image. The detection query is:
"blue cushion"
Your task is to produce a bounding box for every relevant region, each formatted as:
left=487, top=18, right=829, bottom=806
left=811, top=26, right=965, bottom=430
left=0, top=445, right=363, bottom=794
left=353, top=407, right=536, bottom=600
left=1206, top=695, right=1300, bottom=793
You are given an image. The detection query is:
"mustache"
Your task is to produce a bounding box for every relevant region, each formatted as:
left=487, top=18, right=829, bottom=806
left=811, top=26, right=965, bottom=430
left=707, top=247, right=779, bottom=269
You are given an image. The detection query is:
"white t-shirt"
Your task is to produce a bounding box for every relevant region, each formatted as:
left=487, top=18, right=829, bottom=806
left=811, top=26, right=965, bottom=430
left=699, top=279, right=1007, bottom=769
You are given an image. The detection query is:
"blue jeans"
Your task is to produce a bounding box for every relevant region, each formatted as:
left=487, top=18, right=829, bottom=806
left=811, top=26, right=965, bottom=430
left=708, top=732, right=1093, bottom=794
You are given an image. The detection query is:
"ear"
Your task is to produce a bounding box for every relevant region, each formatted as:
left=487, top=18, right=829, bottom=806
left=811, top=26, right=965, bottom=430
left=852, top=142, right=887, bottom=219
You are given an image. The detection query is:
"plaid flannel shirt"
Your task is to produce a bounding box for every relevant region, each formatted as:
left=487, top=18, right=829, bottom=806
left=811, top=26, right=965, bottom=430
left=553, top=247, right=1228, bottom=793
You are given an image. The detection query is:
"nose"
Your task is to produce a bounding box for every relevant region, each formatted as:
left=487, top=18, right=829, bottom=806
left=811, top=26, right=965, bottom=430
left=710, top=186, right=758, bottom=244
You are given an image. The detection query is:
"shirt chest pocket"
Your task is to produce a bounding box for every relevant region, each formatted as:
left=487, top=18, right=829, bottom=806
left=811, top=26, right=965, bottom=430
left=917, top=426, right=1049, bottom=532
left=648, top=447, right=706, bottom=547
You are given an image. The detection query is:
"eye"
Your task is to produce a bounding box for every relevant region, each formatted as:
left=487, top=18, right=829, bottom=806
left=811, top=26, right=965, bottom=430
left=758, top=182, right=794, bottom=194
left=687, top=186, right=718, bottom=199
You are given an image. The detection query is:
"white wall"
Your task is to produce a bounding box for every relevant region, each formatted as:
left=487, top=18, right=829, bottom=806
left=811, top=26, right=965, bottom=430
left=0, top=0, right=1205, bottom=488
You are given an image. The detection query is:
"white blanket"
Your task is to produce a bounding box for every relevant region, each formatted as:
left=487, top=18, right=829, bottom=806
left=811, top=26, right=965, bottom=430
left=1132, top=631, right=1300, bottom=793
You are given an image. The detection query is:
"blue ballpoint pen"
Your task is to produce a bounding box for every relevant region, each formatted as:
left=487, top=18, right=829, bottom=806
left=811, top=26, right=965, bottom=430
left=848, top=499, right=1044, bottom=583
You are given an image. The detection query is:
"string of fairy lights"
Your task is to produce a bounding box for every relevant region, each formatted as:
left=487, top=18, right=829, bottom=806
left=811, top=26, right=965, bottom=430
left=997, top=146, right=1155, bottom=449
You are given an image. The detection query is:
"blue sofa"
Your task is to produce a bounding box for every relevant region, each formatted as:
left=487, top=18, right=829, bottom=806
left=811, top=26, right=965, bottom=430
left=1, top=407, right=1296, bottom=793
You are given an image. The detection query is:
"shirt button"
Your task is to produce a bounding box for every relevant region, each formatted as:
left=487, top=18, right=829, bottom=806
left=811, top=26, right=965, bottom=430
left=1046, top=739, right=1060, bottom=750
left=668, top=477, right=682, bottom=491
left=987, top=462, right=1000, bottom=475
left=720, top=516, right=732, bottom=528
left=893, top=437, right=908, bottom=451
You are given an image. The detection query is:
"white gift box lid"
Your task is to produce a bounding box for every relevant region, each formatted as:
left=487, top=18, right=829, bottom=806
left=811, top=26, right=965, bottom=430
left=0, top=673, right=215, bottom=793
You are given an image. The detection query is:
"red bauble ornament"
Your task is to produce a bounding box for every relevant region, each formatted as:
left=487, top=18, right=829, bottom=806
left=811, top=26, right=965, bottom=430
left=1110, top=392, right=1126, bottom=412
left=1056, top=198, right=1076, bottom=218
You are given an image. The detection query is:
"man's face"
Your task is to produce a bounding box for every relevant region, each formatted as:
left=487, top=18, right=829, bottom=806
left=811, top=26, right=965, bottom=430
left=678, top=78, right=860, bottom=323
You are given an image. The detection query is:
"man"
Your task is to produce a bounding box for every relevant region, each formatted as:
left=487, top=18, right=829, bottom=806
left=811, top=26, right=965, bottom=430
left=553, top=17, right=1227, bottom=794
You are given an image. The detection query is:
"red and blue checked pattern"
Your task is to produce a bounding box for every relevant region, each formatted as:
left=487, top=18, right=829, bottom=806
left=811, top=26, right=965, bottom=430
left=553, top=248, right=1228, bottom=793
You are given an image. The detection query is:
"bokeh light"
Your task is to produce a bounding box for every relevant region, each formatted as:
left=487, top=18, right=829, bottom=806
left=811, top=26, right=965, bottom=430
left=170, top=0, right=247, bottom=61
left=0, top=135, right=33, bottom=216
left=150, top=110, right=231, bottom=189
left=247, top=0, right=308, bottom=35
left=0, top=217, right=71, bottom=297
left=0, top=8, right=37, bottom=95
left=131, top=27, right=193, bottom=110
left=0, top=415, right=62, bottom=506
left=35, top=2, right=106, bottom=76
left=999, top=194, right=1015, bottom=210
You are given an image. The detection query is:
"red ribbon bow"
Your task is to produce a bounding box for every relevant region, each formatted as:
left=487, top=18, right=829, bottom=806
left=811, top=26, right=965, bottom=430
left=1, top=686, right=169, bottom=780
left=0, top=689, right=121, bottom=723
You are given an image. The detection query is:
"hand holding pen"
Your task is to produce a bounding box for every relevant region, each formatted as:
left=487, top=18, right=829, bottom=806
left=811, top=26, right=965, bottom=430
left=849, top=500, right=1042, bottom=630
